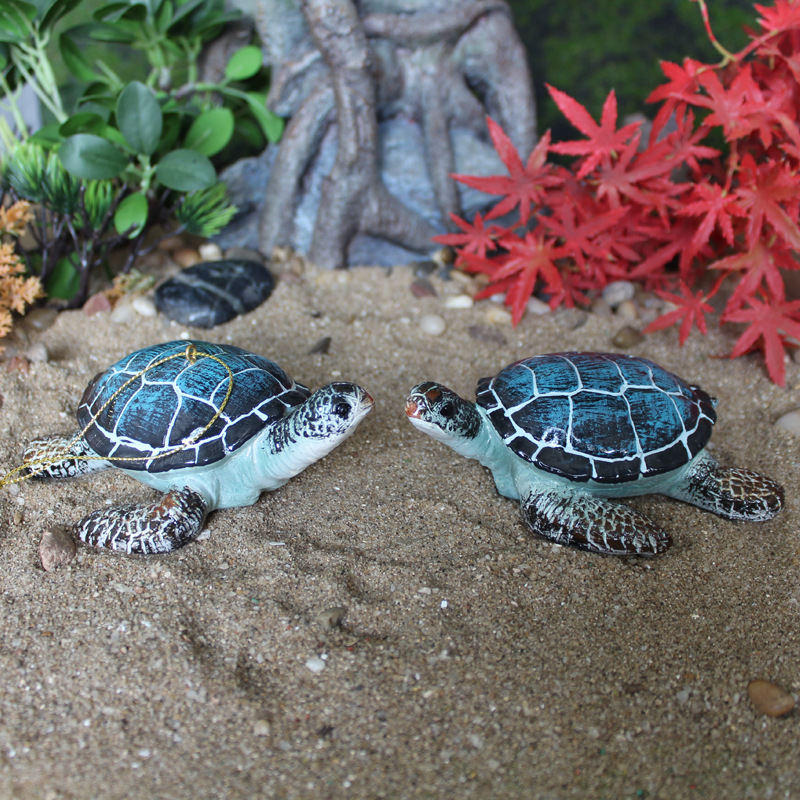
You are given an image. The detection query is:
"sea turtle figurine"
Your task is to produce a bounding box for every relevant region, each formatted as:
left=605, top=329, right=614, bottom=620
left=405, top=352, right=783, bottom=556
left=21, top=340, right=373, bottom=554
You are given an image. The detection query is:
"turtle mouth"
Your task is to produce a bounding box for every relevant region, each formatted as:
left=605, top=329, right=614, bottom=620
left=405, top=397, right=425, bottom=419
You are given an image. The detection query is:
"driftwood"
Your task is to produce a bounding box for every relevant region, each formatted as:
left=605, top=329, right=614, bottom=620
left=254, top=0, right=536, bottom=267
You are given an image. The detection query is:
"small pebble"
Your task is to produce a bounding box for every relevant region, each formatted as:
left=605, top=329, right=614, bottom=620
left=526, top=296, right=551, bottom=315
left=82, top=293, right=113, bottom=316
left=224, top=246, right=265, bottom=264
left=25, top=343, right=48, bottom=364
left=484, top=306, right=512, bottom=325
left=615, top=299, right=639, bottom=321
left=602, top=280, right=636, bottom=308
left=109, top=298, right=137, bottom=324
left=253, top=720, right=271, bottom=737
left=775, top=409, right=800, bottom=435
left=590, top=297, right=614, bottom=317
left=611, top=325, right=644, bottom=348
left=419, top=314, right=446, bottom=336
left=305, top=656, right=326, bottom=674
left=198, top=242, right=223, bottom=261
left=24, top=307, right=58, bottom=331
left=39, top=528, right=77, bottom=571
left=443, top=294, right=473, bottom=309
left=410, top=277, right=437, bottom=298
left=467, top=325, right=508, bottom=346
left=308, top=336, right=332, bottom=356
left=314, top=606, right=347, bottom=629
left=132, top=295, right=157, bottom=317
left=172, top=248, right=202, bottom=268
left=747, top=679, right=795, bottom=717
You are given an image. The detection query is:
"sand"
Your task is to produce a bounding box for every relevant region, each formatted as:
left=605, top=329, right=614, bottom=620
left=0, top=261, right=797, bottom=799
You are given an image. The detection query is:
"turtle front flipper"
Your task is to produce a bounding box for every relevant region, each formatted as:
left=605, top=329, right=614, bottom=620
left=666, top=451, right=783, bottom=522
left=76, top=487, right=210, bottom=554
left=521, top=489, right=671, bottom=556
left=22, top=435, right=111, bottom=479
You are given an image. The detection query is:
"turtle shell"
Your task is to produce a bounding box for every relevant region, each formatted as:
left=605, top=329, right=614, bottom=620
left=78, top=341, right=310, bottom=473
left=476, top=352, right=717, bottom=484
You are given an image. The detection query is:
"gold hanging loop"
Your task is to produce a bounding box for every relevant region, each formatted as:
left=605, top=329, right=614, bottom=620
left=0, top=346, right=235, bottom=489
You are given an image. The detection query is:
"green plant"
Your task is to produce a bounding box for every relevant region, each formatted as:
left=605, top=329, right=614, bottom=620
left=0, top=0, right=282, bottom=305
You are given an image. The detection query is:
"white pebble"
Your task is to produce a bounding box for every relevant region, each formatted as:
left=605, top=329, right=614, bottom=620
left=109, top=298, right=136, bottom=324
left=526, top=297, right=551, bottom=315
left=775, top=409, right=800, bottom=435
left=198, top=242, right=223, bottom=261
left=419, top=314, right=446, bottom=336
left=253, top=720, right=270, bottom=737
left=602, top=280, right=636, bottom=308
left=485, top=306, right=512, bottom=325
left=443, top=294, right=473, bottom=309
left=132, top=295, right=157, bottom=317
left=25, top=343, right=49, bottom=364
left=305, top=656, right=326, bottom=674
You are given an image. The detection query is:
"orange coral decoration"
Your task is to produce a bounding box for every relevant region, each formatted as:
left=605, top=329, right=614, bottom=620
left=0, top=201, right=43, bottom=344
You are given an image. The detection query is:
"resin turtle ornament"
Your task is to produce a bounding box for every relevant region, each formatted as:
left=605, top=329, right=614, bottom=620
left=405, top=352, right=783, bottom=556
left=20, top=341, right=373, bottom=554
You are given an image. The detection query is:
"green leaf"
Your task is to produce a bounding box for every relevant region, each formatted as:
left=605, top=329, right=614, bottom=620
left=225, top=46, right=262, bottom=81
left=46, top=255, right=80, bottom=300
left=155, top=0, right=173, bottom=33
left=59, top=111, right=108, bottom=137
left=0, top=3, right=35, bottom=43
left=29, top=123, right=63, bottom=147
left=184, top=108, right=234, bottom=156
left=244, top=93, right=283, bottom=143
left=40, top=0, right=81, bottom=32
left=116, top=81, right=162, bottom=155
left=155, top=149, right=216, bottom=191
left=58, top=134, right=127, bottom=179
left=114, top=192, right=149, bottom=238
left=177, top=183, right=236, bottom=236
left=59, top=33, right=99, bottom=82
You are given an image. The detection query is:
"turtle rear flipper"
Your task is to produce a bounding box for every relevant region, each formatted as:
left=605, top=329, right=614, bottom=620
left=76, top=487, right=209, bottom=554
left=23, top=435, right=111, bottom=479
left=521, top=490, right=671, bottom=556
left=666, top=452, right=783, bottom=522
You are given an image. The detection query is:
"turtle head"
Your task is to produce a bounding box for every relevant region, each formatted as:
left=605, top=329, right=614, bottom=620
left=405, top=382, right=482, bottom=446
left=294, top=382, right=374, bottom=444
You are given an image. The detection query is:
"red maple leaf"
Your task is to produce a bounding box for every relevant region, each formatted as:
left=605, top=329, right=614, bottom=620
left=643, top=281, right=716, bottom=344
left=474, top=231, right=565, bottom=324
left=676, top=181, right=747, bottom=254
left=723, top=296, right=800, bottom=386
left=432, top=211, right=500, bottom=263
left=547, top=86, right=641, bottom=178
left=708, top=239, right=795, bottom=310
left=451, top=122, right=560, bottom=224
left=694, top=66, right=761, bottom=141
left=755, top=0, right=800, bottom=34
left=734, top=155, right=800, bottom=250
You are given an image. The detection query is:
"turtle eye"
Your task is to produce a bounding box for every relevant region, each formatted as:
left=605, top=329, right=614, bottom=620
left=333, top=401, right=352, bottom=419
left=439, top=401, right=456, bottom=419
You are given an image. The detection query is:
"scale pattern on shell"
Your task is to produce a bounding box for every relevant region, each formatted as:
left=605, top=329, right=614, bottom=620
left=476, top=352, right=717, bottom=484
left=79, top=340, right=310, bottom=473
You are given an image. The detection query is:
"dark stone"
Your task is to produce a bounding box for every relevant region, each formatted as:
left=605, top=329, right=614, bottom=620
left=154, top=260, right=274, bottom=328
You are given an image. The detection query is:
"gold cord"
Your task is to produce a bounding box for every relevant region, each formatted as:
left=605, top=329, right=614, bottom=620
left=0, top=344, right=234, bottom=488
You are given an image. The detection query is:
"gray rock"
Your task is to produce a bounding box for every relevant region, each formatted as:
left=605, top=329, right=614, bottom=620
left=154, top=260, right=275, bottom=328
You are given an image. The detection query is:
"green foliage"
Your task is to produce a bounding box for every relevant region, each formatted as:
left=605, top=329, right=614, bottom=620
left=510, top=0, right=753, bottom=141
left=0, top=0, right=272, bottom=305
left=177, top=183, right=237, bottom=237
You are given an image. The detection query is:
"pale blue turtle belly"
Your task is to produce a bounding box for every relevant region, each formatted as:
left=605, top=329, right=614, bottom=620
left=470, top=407, right=704, bottom=502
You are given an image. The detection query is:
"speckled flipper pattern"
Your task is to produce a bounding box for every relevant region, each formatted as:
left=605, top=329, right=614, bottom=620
left=668, top=454, right=784, bottom=521
left=75, top=487, right=209, bottom=554
left=521, top=490, right=671, bottom=556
